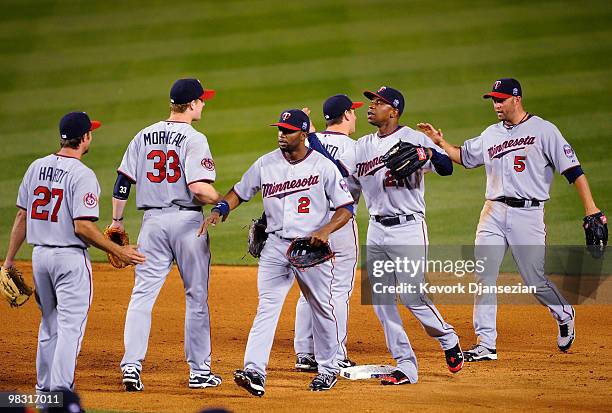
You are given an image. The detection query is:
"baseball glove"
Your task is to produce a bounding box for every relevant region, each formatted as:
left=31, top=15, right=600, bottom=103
left=103, top=226, right=130, bottom=268
left=381, top=141, right=430, bottom=180
left=248, top=212, right=268, bottom=258
left=0, top=266, right=33, bottom=307
left=286, top=237, right=335, bottom=269
left=583, top=211, right=608, bottom=258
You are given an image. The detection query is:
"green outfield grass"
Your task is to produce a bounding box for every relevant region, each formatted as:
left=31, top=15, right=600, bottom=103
left=1, top=0, right=611, bottom=265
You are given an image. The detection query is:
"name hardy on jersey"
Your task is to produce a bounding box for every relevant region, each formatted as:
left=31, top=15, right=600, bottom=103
left=143, top=131, right=187, bottom=147
left=488, top=136, right=536, bottom=159
left=261, top=175, right=320, bottom=198
left=39, top=166, right=69, bottom=184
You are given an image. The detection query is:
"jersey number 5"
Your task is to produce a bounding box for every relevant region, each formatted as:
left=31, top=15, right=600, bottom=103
left=147, top=149, right=181, bottom=183
left=31, top=186, right=64, bottom=222
left=298, top=196, right=310, bottom=213
left=514, top=155, right=526, bottom=172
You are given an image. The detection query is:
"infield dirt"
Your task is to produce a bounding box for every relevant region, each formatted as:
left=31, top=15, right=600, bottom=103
left=1, top=262, right=611, bottom=412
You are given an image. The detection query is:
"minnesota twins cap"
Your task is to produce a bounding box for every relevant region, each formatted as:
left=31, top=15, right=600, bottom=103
left=323, top=94, right=364, bottom=120
left=270, top=109, right=310, bottom=132
left=483, top=78, right=522, bottom=99
left=59, top=112, right=101, bottom=139
left=170, top=78, right=215, bottom=104
left=363, top=86, right=405, bottom=115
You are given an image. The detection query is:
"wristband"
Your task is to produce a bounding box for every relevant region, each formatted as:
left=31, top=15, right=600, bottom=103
left=212, top=200, right=230, bottom=217
left=112, top=217, right=124, bottom=222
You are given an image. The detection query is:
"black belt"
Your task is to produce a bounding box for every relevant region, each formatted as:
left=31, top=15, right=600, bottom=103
left=143, top=205, right=202, bottom=212
left=494, top=197, right=541, bottom=208
left=373, top=214, right=416, bottom=227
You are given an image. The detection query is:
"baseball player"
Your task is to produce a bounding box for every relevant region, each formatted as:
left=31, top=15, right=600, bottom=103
left=111, top=79, right=222, bottom=391
left=343, top=86, right=464, bottom=385
left=293, top=95, right=362, bottom=371
left=201, top=109, right=355, bottom=395
left=417, top=78, right=605, bottom=361
left=2, top=112, right=145, bottom=393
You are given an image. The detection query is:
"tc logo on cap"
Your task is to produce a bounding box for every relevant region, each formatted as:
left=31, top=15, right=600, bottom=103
left=378, top=86, right=387, bottom=92
left=281, top=112, right=291, bottom=121
left=494, top=81, right=502, bottom=89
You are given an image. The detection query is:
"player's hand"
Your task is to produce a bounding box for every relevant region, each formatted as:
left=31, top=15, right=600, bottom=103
left=117, top=245, right=146, bottom=266
left=417, top=123, right=444, bottom=145
left=309, top=228, right=331, bottom=247
left=302, top=107, right=316, bottom=132
left=109, top=220, right=124, bottom=231
left=198, top=211, right=222, bottom=236
left=2, top=259, right=14, bottom=269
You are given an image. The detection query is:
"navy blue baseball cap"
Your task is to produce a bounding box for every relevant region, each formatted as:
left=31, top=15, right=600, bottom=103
left=270, top=109, right=310, bottom=132
left=483, top=78, right=522, bottom=99
left=363, top=86, right=405, bottom=115
left=59, top=112, right=101, bottom=139
left=323, top=94, right=364, bottom=120
left=170, top=78, right=215, bottom=104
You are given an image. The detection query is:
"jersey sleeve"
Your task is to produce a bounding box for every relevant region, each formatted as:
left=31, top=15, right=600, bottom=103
left=184, top=133, right=216, bottom=184
left=16, top=164, right=34, bottom=209
left=72, top=169, right=101, bottom=220
left=233, top=157, right=262, bottom=201
left=339, top=143, right=357, bottom=177
left=542, top=123, right=580, bottom=173
left=460, top=135, right=485, bottom=169
left=117, top=135, right=140, bottom=182
left=323, top=160, right=354, bottom=208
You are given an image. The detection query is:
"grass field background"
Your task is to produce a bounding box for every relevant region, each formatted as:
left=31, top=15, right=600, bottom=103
left=1, top=0, right=611, bottom=265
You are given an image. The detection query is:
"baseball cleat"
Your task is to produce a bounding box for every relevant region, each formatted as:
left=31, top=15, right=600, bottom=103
left=234, top=369, right=265, bottom=397
left=122, top=365, right=144, bottom=392
left=295, top=353, right=318, bottom=371
left=444, top=342, right=464, bottom=373
left=309, top=373, right=337, bottom=391
left=189, top=372, right=222, bottom=389
left=380, top=370, right=411, bottom=385
left=557, top=308, right=576, bottom=352
left=337, top=358, right=357, bottom=368
left=463, top=344, right=497, bottom=362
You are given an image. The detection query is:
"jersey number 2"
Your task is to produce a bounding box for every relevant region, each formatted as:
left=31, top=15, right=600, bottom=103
left=31, top=186, right=64, bottom=222
left=298, top=196, right=310, bottom=213
left=147, top=150, right=181, bottom=183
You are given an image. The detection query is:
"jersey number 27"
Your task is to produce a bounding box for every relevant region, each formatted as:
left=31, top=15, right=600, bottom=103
left=31, top=186, right=63, bottom=222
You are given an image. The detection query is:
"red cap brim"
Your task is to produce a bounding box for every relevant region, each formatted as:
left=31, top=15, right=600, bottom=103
left=351, top=101, right=364, bottom=109
left=270, top=122, right=301, bottom=131
left=363, top=90, right=392, bottom=105
left=90, top=120, right=101, bottom=131
left=483, top=92, right=513, bottom=99
left=200, top=89, right=216, bottom=100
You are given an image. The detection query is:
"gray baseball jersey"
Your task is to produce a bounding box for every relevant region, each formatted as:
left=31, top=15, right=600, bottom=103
left=17, top=154, right=100, bottom=247
left=118, top=121, right=216, bottom=208
left=16, top=153, right=99, bottom=391
left=461, top=115, right=580, bottom=200
left=346, top=126, right=447, bottom=217
left=233, top=148, right=354, bottom=238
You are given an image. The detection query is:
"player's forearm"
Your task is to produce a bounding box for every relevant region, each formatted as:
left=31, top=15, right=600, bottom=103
left=320, top=207, right=352, bottom=235
left=189, top=181, right=221, bottom=205
left=112, top=198, right=128, bottom=221
left=436, top=140, right=462, bottom=164
left=573, top=175, right=600, bottom=216
left=74, top=219, right=123, bottom=256
left=3, top=209, right=27, bottom=267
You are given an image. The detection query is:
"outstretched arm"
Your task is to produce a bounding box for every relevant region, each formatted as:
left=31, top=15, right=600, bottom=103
left=3, top=208, right=27, bottom=269
left=417, top=123, right=462, bottom=164
left=198, top=189, right=243, bottom=236
left=74, top=219, right=145, bottom=266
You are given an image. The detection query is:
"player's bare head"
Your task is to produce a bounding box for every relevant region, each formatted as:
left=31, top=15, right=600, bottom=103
left=363, top=86, right=404, bottom=127
left=483, top=78, right=525, bottom=122
left=323, top=94, right=363, bottom=133
left=59, top=112, right=101, bottom=151
left=169, top=78, right=215, bottom=119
